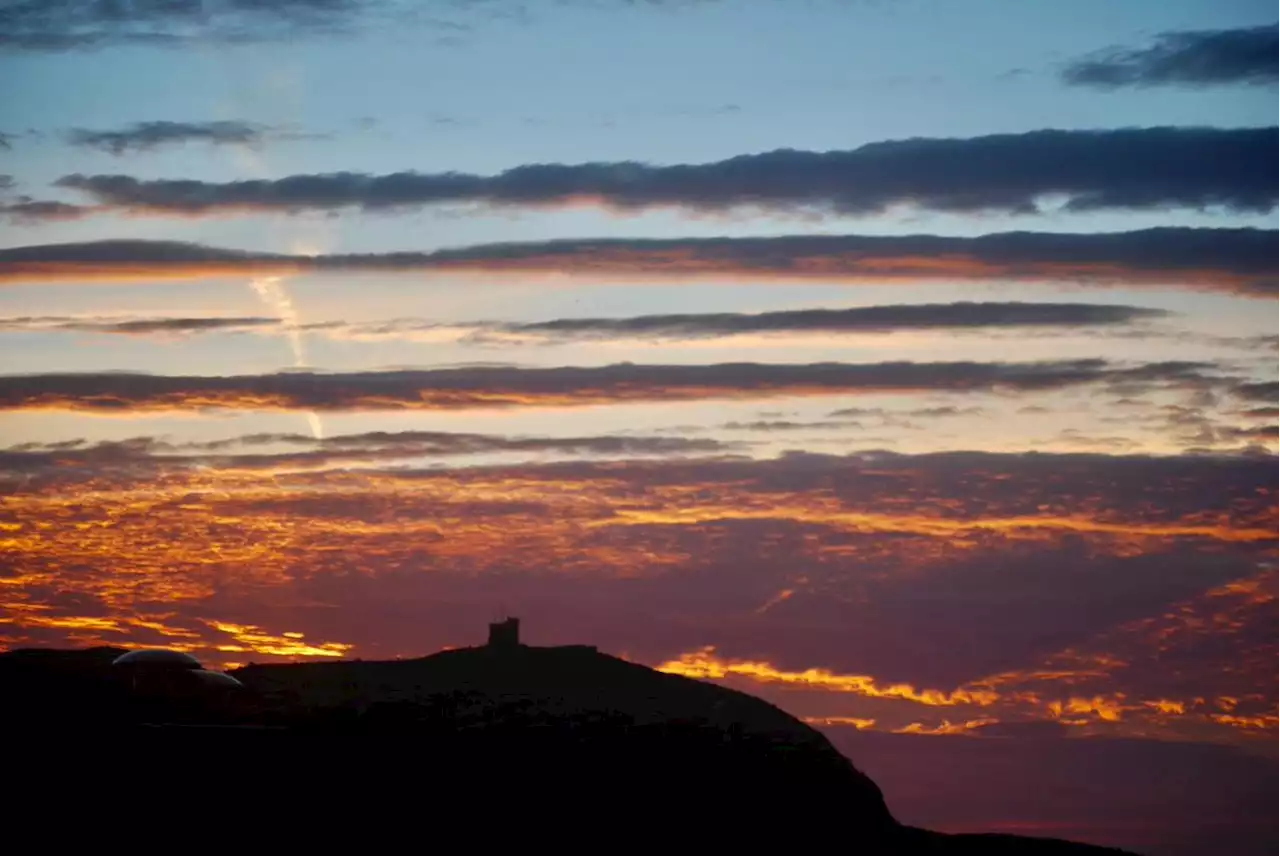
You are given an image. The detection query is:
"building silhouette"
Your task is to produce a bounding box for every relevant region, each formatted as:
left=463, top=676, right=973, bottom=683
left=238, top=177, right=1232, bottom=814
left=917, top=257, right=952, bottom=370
left=488, top=617, right=521, bottom=649
left=483, top=617, right=597, bottom=654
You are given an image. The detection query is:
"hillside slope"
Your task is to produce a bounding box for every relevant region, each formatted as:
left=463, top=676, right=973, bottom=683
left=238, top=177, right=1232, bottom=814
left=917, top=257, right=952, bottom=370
left=2, top=644, right=1137, bottom=854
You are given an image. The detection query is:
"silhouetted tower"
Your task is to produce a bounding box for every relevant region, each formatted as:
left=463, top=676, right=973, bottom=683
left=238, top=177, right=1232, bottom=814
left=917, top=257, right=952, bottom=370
left=488, top=617, right=521, bottom=649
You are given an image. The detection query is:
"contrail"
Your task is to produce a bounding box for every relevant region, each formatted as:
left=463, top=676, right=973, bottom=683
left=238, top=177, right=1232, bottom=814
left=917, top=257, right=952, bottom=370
left=249, top=274, right=305, bottom=363
left=250, top=273, right=324, bottom=439
left=201, top=31, right=329, bottom=440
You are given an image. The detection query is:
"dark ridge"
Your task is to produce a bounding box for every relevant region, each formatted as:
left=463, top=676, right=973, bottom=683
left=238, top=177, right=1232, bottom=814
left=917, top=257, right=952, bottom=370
left=1, top=642, right=1136, bottom=854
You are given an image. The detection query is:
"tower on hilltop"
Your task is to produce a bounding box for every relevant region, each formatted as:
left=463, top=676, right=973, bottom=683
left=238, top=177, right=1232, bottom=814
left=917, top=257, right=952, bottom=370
left=487, top=616, right=521, bottom=649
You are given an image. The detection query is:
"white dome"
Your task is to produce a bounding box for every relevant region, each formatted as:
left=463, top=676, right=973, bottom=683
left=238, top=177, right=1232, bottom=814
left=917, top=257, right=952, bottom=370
left=112, top=649, right=203, bottom=669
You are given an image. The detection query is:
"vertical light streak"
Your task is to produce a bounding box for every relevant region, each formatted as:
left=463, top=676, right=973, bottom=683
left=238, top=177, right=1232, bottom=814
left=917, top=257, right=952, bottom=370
left=249, top=273, right=324, bottom=439
left=203, top=30, right=331, bottom=440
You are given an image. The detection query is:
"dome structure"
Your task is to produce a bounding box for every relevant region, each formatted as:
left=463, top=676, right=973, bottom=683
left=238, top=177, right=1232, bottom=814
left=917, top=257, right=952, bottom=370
left=112, top=649, right=203, bottom=669
left=191, top=670, right=245, bottom=690
left=112, top=650, right=245, bottom=706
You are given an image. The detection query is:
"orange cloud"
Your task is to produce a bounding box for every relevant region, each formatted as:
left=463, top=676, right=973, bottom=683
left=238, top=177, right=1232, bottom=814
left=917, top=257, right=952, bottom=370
left=656, top=646, right=1001, bottom=706
left=204, top=620, right=352, bottom=659
left=1047, top=695, right=1128, bottom=722
left=590, top=502, right=1276, bottom=544
left=893, top=718, right=1000, bottom=735
left=803, top=716, right=878, bottom=729
left=1209, top=713, right=1279, bottom=730
left=1, top=452, right=1272, bottom=745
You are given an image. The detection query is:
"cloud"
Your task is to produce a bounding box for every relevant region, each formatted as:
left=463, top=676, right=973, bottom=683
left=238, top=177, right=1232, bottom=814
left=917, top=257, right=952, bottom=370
left=0, top=315, right=281, bottom=336
left=0, top=176, right=97, bottom=224
left=0, top=359, right=1228, bottom=413
left=1219, top=424, right=1278, bottom=444
left=0, top=199, right=96, bottom=224
left=1142, top=401, right=1280, bottom=450
left=1232, top=381, right=1279, bottom=403
left=64, top=120, right=312, bottom=155
left=721, top=406, right=985, bottom=433
left=0, top=302, right=1169, bottom=344
left=1, top=228, right=1273, bottom=296
left=1064, top=25, right=1279, bottom=89
left=902, top=406, right=984, bottom=418
left=499, top=302, right=1169, bottom=342
left=0, top=238, right=291, bottom=275
left=0, top=0, right=387, bottom=52
left=0, top=429, right=733, bottom=476
left=720, top=419, right=863, bottom=432
left=50, top=126, right=1278, bottom=218
left=0, top=0, right=717, bottom=52
left=1, top=448, right=1273, bottom=736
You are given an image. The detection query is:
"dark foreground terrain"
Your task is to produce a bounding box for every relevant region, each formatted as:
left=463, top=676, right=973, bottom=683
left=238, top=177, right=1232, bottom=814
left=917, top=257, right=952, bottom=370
left=1, top=644, right=1137, bottom=854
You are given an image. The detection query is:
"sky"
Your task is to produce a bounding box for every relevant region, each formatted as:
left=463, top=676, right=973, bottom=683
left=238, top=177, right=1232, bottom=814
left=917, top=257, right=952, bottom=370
left=0, top=1, right=1276, bottom=851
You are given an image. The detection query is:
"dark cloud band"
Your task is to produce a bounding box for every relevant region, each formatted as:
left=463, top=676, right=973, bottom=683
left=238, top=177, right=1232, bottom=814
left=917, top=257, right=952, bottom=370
left=0, top=359, right=1229, bottom=413
left=50, top=126, right=1278, bottom=218
left=0, top=0, right=388, bottom=52
left=0, top=199, right=93, bottom=224
left=0, top=302, right=1170, bottom=342
left=1064, top=25, right=1279, bottom=89
left=0, top=429, right=731, bottom=474
left=0, top=228, right=1273, bottom=296
left=66, top=121, right=277, bottom=155
left=503, top=302, right=1169, bottom=341
left=1233, top=381, right=1279, bottom=404
left=0, top=315, right=280, bottom=336
left=0, top=0, right=707, bottom=52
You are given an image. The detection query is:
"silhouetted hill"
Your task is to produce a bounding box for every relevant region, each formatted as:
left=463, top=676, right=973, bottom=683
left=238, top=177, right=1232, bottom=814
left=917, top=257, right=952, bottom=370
left=1, top=645, right=1138, bottom=854
left=235, top=643, right=838, bottom=737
